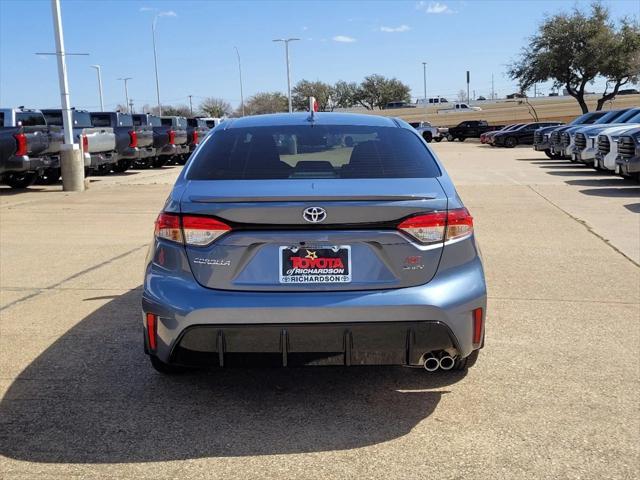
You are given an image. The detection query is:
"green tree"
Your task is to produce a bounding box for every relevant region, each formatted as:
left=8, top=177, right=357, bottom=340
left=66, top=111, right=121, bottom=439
left=333, top=80, right=359, bottom=109
left=508, top=3, right=640, bottom=113
left=292, top=80, right=335, bottom=111
left=160, top=105, right=191, bottom=117
left=355, top=74, right=412, bottom=110
left=199, top=97, right=231, bottom=117
left=240, top=92, right=288, bottom=116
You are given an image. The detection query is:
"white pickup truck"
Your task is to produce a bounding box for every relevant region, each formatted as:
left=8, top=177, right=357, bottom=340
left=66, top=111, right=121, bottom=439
left=437, top=103, right=482, bottom=114
left=408, top=121, right=445, bottom=143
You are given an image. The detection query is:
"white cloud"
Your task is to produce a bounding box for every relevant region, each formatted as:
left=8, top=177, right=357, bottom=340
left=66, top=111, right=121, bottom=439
left=380, top=25, right=411, bottom=33
left=332, top=35, right=356, bottom=43
left=302, top=26, right=309, bottom=31
left=159, top=10, right=177, bottom=17
left=139, top=7, right=154, bottom=12
left=416, top=1, right=455, bottom=14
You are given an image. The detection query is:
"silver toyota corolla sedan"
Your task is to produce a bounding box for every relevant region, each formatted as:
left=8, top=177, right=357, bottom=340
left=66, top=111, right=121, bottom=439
left=142, top=112, right=486, bottom=374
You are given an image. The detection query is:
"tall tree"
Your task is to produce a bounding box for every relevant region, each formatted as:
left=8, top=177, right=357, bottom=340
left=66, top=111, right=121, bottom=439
left=199, top=97, right=231, bottom=117
left=292, top=80, right=335, bottom=111
left=508, top=3, right=640, bottom=113
left=161, top=105, right=191, bottom=117
left=240, top=92, right=288, bottom=116
left=333, top=80, right=359, bottom=109
left=355, top=74, right=412, bottom=110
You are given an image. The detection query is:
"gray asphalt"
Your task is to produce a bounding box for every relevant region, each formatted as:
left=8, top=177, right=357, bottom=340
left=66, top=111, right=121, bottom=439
left=1, top=142, right=638, bottom=479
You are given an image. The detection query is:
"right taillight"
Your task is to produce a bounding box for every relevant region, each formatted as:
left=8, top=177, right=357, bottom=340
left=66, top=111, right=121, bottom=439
left=154, top=212, right=231, bottom=246
left=129, top=130, right=138, bottom=148
left=14, top=133, right=27, bottom=156
left=168, top=130, right=175, bottom=145
left=82, top=134, right=89, bottom=152
left=192, top=130, right=199, bottom=145
left=397, top=208, right=473, bottom=245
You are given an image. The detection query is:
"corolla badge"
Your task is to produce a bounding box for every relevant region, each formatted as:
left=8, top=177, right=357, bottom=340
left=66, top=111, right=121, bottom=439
left=303, top=207, right=327, bottom=223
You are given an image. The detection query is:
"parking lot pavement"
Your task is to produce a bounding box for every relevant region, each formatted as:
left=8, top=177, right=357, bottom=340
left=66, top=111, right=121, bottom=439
left=1, top=148, right=638, bottom=479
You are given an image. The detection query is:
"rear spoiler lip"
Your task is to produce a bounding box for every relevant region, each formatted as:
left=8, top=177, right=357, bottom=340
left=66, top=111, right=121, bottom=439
left=188, top=195, right=438, bottom=203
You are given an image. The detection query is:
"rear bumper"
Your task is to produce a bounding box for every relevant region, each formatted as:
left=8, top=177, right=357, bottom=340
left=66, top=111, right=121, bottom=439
left=534, top=143, right=550, bottom=151
left=85, top=151, right=116, bottom=168
left=160, top=144, right=189, bottom=157
left=0, top=155, right=46, bottom=174
left=136, top=146, right=156, bottom=160
left=142, top=244, right=487, bottom=366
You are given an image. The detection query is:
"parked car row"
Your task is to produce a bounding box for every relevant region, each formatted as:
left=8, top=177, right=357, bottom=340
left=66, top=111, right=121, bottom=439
left=481, top=121, right=564, bottom=147
left=0, top=106, right=224, bottom=188
left=532, top=107, right=640, bottom=181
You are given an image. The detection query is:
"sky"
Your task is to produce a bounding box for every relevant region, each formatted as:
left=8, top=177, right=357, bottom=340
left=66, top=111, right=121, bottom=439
left=0, top=0, right=638, bottom=112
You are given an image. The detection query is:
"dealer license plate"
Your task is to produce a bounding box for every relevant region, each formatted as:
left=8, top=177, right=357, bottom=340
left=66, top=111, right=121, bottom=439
left=279, top=246, right=351, bottom=284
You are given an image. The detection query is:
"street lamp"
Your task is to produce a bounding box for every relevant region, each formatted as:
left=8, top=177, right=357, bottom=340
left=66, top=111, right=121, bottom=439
left=90, top=65, right=104, bottom=111
left=234, top=46, right=245, bottom=117
left=152, top=15, right=162, bottom=115
left=118, top=77, right=132, bottom=112
left=422, top=62, right=427, bottom=107
left=273, top=38, right=299, bottom=113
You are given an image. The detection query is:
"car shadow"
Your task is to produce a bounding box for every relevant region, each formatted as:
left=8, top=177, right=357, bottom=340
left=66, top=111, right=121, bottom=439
left=579, top=187, right=640, bottom=198
left=0, top=288, right=463, bottom=464
left=624, top=203, right=640, bottom=213
left=565, top=178, right=634, bottom=187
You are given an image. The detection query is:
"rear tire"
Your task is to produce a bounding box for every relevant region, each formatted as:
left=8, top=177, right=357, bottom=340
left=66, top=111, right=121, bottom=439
left=458, top=137, right=465, bottom=142
left=433, top=137, right=442, bottom=142
left=544, top=149, right=554, bottom=159
left=422, top=132, right=433, bottom=143
left=151, top=157, right=168, bottom=168
left=38, top=168, right=61, bottom=185
left=4, top=172, right=38, bottom=189
left=150, top=355, right=189, bottom=374
left=504, top=137, right=518, bottom=148
left=452, top=349, right=479, bottom=371
left=112, top=159, right=132, bottom=173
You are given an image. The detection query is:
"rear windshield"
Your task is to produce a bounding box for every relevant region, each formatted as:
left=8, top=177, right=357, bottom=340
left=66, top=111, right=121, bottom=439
left=187, top=125, right=441, bottom=180
left=16, top=112, right=46, bottom=126
left=91, top=114, right=112, bottom=127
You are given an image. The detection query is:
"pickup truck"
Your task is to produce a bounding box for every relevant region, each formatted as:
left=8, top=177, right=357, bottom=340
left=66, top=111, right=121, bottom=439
left=446, top=120, right=503, bottom=141
left=132, top=114, right=171, bottom=168
left=437, top=103, right=481, bottom=114
left=615, top=127, right=640, bottom=181
left=42, top=109, right=116, bottom=174
left=159, top=116, right=189, bottom=166
left=90, top=112, right=154, bottom=173
left=0, top=107, right=63, bottom=187
left=186, top=117, right=211, bottom=159
left=408, top=121, right=444, bottom=143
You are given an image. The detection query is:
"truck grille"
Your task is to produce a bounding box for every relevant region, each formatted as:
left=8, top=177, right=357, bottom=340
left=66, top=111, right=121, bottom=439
left=618, top=136, right=637, bottom=159
left=533, top=131, right=543, bottom=146
left=574, top=133, right=587, bottom=151
left=550, top=131, right=561, bottom=146
left=597, top=135, right=610, bottom=155
left=560, top=132, right=571, bottom=148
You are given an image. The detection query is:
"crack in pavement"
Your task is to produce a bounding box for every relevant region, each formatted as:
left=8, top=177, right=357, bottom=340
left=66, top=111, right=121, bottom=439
left=0, top=245, right=147, bottom=312
left=527, top=184, right=640, bottom=268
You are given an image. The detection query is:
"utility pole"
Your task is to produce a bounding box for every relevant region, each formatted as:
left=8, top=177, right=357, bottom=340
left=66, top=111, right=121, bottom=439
left=491, top=74, right=495, bottom=100
left=152, top=15, right=162, bottom=115
left=90, top=65, right=104, bottom=111
left=466, top=70, right=470, bottom=104
left=234, top=46, right=245, bottom=116
left=118, top=77, right=132, bottom=112
left=422, top=62, right=427, bottom=107
left=49, top=0, right=85, bottom=192
left=273, top=38, right=300, bottom=113
left=188, top=95, right=193, bottom=115
left=129, top=99, right=134, bottom=114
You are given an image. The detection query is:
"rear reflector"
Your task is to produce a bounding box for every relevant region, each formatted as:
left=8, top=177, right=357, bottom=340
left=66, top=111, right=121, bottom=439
left=154, top=212, right=183, bottom=243
left=14, top=133, right=27, bottom=156
left=182, top=215, right=231, bottom=246
left=472, top=308, right=483, bottom=346
left=397, top=208, right=473, bottom=245
left=154, top=213, right=231, bottom=246
left=146, top=313, right=157, bottom=351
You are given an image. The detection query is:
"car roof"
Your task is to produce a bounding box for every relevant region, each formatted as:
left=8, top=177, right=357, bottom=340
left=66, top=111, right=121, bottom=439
left=225, top=112, right=399, bottom=129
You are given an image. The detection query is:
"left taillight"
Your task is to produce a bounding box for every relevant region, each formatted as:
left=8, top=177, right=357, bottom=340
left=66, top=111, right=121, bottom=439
left=397, top=208, right=473, bottom=245
left=129, top=130, right=138, bottom=148
left=154, top=212, right=231, bottom=246
left=14, top=133, right=27, bottom=156
left=192, top=131, right=199, bottom=145
left=82, top=134, right=89, bottom=152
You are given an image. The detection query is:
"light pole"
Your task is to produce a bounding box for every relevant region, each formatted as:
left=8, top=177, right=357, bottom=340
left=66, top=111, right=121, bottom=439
left=273, top=38, right=299, bottom=113
left=422, top=62, right=427, bottom=107
left=118, top=77, right=132, bottom=112
left=152, top=15, right=162, bottom=115
left=49, top=0, right=84, bottom=192
left=90, top=65, right=104, bottom=111
left=234, top=46, right=245, bottom=116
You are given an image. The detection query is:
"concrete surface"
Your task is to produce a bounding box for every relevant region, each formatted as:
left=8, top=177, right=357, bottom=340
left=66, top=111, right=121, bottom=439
left=0, top=143, right=638, bottom=479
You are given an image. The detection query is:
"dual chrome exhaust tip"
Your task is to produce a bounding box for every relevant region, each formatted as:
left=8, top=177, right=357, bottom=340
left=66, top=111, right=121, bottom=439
left=423, top=352, right=456, bottom=372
